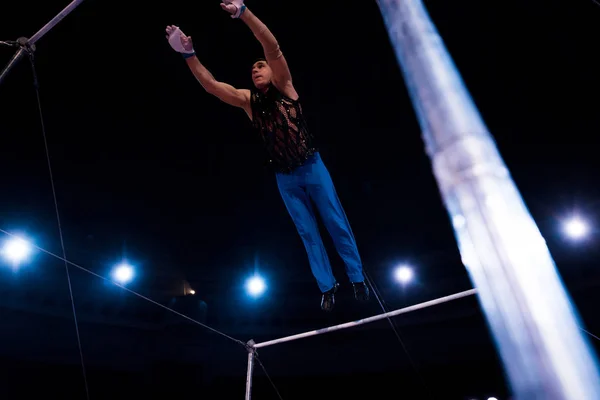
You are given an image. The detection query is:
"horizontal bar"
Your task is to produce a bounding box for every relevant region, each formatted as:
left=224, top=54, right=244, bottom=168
left=30, top=0, right=87, bottom=44
left=253, top=288, right=478, bottom=349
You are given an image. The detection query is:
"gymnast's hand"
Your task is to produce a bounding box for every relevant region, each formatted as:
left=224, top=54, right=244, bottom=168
left=220, top=0, right=246, bottom=18
left=165, top=25, right=194, bottom=54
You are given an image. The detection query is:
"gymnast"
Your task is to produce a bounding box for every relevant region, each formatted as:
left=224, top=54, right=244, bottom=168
left=166, top=0, right=369, bottom=311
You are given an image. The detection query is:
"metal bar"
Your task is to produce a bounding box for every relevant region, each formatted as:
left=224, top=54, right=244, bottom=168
left=0, top=48, right=25, bottom=86
left=375, top=1, right=600, bottom=398
left=253, top=289, right=477, bottom=349
left=245, top=350, right=255, bottom=400
left=29, top=0, right=87, bottom=45
left=0, top=0, right=86, bottom=86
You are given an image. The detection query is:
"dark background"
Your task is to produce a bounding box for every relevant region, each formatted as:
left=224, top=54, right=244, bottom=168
left=0, top=0, right=599, bottom=399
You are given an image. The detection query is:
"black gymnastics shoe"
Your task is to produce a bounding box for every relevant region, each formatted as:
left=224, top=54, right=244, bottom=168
left=321, top=283, right=340, bottom=312
left=352, top=282, right=370, bottom=301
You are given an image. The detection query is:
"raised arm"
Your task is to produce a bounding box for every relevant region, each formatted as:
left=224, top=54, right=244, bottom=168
left=221, top=2, right=297, bottom=99
left=186, top=56, right=250, bottom=111
left=166, top=25, right=251, bottom=117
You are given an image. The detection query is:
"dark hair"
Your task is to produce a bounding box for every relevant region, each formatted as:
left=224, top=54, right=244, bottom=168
left=252, top=58, right=267, bottom=65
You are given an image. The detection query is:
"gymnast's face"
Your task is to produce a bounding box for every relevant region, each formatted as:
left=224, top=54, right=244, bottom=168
left=251, top=60, right=272, bottom=90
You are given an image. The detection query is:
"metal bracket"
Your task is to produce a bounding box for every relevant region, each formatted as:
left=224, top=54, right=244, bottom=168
left=245, top=339, right=257, bottom=354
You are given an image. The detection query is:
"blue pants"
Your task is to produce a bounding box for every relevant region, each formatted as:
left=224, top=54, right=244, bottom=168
left=276, top=153, right=365, bottom=293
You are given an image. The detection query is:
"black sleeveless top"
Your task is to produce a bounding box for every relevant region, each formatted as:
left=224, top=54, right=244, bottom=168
left=250, top=84, right=317, bottom=173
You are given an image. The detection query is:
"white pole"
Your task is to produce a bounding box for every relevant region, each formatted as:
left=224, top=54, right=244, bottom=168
left=376, top=1, right=600, bottom=398
left=245, top=349, right=255, bottom=400
left=253, top=289, right=477, bottom=349
left=29, top=0, right=87, bottom=44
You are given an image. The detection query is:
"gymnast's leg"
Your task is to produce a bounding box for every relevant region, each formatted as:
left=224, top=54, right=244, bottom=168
left=276, top=169, right=340, bottom=311
left=305, top=153, right=370, bottom=301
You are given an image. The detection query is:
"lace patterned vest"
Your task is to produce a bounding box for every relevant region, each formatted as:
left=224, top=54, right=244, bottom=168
left=250, top=84, right=317, bottom=173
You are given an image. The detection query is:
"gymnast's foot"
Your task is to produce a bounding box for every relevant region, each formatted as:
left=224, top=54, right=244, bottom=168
left=321, top=283, right=339, bottom=312
left=353, top=282, right=370, bottom=302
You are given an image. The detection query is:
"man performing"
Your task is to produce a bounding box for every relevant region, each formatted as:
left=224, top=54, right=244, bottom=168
left=166, top=0, right=369, bottom=311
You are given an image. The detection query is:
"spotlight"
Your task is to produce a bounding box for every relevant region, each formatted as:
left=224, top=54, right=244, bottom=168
left=394, top=265, right=413, bottom=284
left=1, top=237, right=32, bottom=266
left=112, top=262, right=134, bottom=284
left=564, top=217, right=589, bottom=240
left=246, top=275, right=266, bottom=297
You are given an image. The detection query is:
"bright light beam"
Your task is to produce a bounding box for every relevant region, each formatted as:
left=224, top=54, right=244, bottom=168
left=1, top=237, right=32, bottom=266
left=564, top=217, right=589, bottom=240
left=246, top=275, right=266, bottom=298
left=394, top=265, right=413, bottom=284
left=112, top=262, right=134, bottom=284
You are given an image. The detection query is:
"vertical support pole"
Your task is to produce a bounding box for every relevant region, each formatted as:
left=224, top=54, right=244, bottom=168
left=375, top=1, right=600, bottom=398
left=245, top=341, right=255, bottom=400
